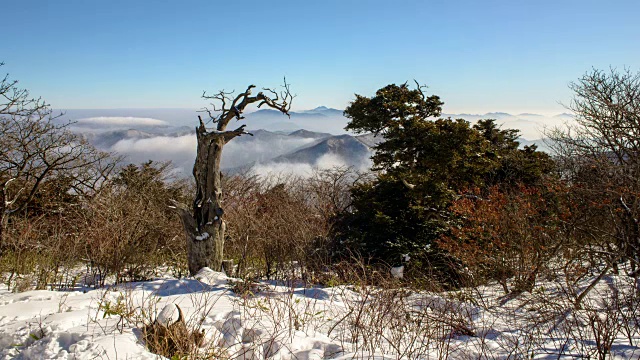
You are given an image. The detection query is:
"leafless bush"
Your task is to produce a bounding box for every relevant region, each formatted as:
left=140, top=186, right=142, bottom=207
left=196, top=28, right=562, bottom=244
left=222, top=167, right=364, bottom=282
left=0, top=210, right=85, bottom=291
left=548, top=67, right=640, bottom=276
left=0, top=63, right=117, bottom=251
left=439, top=183, right=568, bottom=295
left=519, top=263, right=640, bottom=359
left=77, top=162, right=189, bottom=285
left=328, top=269, right=473, bottom=358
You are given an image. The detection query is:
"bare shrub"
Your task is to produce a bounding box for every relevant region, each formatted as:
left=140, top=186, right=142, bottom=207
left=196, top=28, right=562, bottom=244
left=0, top=62, right=117, bottom=249
left=222, top=168, right=362, bottom=282
left=0, top=209, right=86, bottom=291
left=79, top=161, right=189, bottom=285
left=312, top=257, right=472, bottom=358
left=549, top=67, right=640, bottom=276
left=0, top=161, right=191, bottom=291
left=439, top=183, right=567, bottom=294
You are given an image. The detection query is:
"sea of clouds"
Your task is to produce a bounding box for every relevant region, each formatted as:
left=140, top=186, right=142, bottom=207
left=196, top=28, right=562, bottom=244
left=71, top=111, right=568, bottom=177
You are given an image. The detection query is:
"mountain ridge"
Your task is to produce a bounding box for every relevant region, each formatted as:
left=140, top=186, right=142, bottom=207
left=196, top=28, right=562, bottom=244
left=61, top=106, right=561, bottom=176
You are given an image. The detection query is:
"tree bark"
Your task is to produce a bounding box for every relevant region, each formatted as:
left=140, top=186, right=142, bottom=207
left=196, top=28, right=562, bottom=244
left=192, top=129, right=227, bottom=274
left=173, top=130, right=228, bottom=275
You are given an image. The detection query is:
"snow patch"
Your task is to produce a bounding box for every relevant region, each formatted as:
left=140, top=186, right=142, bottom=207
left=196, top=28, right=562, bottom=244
left=195, top=232, right=210, bottom=241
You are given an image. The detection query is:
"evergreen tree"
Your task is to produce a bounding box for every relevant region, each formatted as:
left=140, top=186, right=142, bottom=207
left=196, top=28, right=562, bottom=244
left=333, top=83, right=554, bottom=282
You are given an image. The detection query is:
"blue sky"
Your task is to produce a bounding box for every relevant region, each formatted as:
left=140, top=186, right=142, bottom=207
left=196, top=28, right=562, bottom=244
left=3, top=0, right=639, bottom=114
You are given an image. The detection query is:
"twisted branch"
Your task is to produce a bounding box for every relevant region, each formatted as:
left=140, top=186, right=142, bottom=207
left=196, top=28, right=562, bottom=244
left=198, top=78, right=295, bottom=132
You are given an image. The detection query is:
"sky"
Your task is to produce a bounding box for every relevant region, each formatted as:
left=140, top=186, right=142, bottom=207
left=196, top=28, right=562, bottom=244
left=2, top=0, right=639, bottom=115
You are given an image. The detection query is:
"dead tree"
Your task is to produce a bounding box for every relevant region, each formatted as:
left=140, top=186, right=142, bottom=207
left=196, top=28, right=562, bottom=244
left=172, top=80, right=294, bottom=275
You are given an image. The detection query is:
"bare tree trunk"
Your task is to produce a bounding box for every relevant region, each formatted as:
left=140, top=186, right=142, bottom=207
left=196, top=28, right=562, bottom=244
left=172, top=81, right=293, bottom=276
left=171, top=131, right=227, bottom=274
left=192, top=131, right=226, bottom=274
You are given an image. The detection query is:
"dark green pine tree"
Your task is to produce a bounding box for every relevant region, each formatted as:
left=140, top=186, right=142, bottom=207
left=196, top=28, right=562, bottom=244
left=333, top=82, right=554, bottom=282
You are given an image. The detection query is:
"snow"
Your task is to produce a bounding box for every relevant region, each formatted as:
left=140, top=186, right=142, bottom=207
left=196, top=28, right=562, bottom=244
left=195, top=232, right=210, bottom=241
left=390, top=266, right=404, bottom=279
left=156, top=304, right=182, bottom=326
left=1, top=268, right=640, bottom=359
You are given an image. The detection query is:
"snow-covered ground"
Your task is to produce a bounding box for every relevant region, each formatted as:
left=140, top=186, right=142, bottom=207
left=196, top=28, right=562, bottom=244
left=1, top=268, right=639, bottom=359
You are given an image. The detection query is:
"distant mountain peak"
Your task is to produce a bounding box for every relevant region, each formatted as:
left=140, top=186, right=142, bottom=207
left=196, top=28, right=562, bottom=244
left=288, top=129, right=332, bottom=139
left=251, top=108, right=282, bottom=114
left=302, top=106, right=342, bottom=113
left=270, top=133, right=371, bottom=169
left=484, top=112, right=512, bottom=117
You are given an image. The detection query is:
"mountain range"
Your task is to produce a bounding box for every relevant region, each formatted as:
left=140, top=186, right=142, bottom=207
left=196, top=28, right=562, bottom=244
left=60, top=107, right=560, bottom=176
left=57, top=106, right=573, bottom=139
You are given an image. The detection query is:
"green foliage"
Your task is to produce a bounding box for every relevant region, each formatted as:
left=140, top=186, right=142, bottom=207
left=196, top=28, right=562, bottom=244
left=100, top=294, right=128, bottom=318
left=333, top=82, right=554, bottom=282
left=335, top=176, right=442, bottom=259
left=344, top=82, right=444, bottom=136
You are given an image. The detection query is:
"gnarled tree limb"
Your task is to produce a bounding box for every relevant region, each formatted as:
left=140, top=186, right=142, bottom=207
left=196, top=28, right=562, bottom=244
left=175, top=79, right=294, bottom=275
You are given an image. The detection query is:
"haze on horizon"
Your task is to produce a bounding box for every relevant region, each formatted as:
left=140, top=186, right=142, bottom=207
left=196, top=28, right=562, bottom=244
left=3, top=0, right=639, bottom=116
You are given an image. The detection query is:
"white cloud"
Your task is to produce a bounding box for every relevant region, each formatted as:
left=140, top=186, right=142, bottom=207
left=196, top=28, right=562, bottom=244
left=106, top=132, right=373, bottom=178
left=249, top=153, right=371, bottom=179
left=112, top=134, right=195, bottom=154
left=315, top=153, right=349, bottom=169
left=250, top=162, right=315, bottom=178
left=111, top=135, right=197, bottom=172
left=108, top=134, right=325, bottom=176
left=76, top=117, right=168, bottom=127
